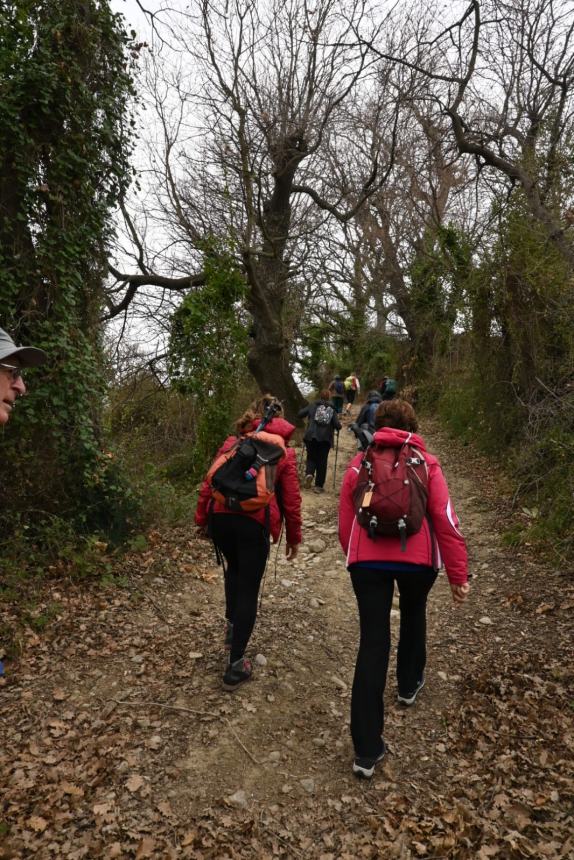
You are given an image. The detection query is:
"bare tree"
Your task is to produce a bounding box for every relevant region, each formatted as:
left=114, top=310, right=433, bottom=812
left=108, top=0, right=402, bottom=416
left=307, top=94, right=474, bottom=368
left=363, top=0, right=574, bottom=268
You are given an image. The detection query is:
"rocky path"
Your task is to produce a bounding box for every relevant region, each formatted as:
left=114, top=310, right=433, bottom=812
left=1, top=413, right=573, bottom=858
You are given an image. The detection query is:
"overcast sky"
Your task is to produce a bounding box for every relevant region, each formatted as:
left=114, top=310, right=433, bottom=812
left=110, top=0, right=157, bottom=38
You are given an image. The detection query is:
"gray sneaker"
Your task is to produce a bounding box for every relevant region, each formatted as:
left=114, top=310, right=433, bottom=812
left=304, top=474, right=313, bottom=489
left=397, top=677, right=425, bottom=706
left=352, top=745, right=385, bottom=779
left=313, top=486, right=325, bottom=494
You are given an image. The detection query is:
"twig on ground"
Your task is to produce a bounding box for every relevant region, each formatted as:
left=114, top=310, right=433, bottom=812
left=110, top=698, right=262, bottom=765
left=144, top=593, right=174, bottom=625
left=259, top=811, right=304, bottom=858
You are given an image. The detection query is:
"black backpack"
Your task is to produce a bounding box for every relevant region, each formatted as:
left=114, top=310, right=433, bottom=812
left=382, top=378, right=397, bottom=399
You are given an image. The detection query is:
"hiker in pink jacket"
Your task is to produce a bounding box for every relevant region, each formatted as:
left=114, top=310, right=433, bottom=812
left=338, top=399, right=470, bottom=778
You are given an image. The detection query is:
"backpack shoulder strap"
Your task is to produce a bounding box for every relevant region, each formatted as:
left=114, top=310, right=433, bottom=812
left=405, top=442, right=429, bottom=480
left=251, top=429, right=286, bottom=449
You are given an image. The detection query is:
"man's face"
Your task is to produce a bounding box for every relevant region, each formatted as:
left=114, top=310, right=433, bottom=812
left=0, top=360, right=26, bottom=425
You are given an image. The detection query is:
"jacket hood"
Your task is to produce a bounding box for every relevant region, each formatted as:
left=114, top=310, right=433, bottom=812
left=372, top=427, right=427, bottom=450
left=251, top=416, right=296, bottom=442
left=367, top=391, right=382, bottom=402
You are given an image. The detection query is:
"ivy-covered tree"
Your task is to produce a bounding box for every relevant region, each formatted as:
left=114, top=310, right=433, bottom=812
left=168, top=249, right=249, bottom=480
left=0, top=0, right=137, bottom=542
left=407, top=225, right=472, bottom=368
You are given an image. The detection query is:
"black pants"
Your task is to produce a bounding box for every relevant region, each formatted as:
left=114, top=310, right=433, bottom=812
left=304, top=439, right=330, bottom=488
left=350, top=567, right=437, bottom=757
left=331, top=396, right=344, bottom=415
left=210, top=514, right=269, bottom=663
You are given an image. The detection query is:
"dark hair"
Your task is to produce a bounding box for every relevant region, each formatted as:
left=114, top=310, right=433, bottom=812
left=374, top=399, right=418, bottom=432
left=319, top=388, right=330, bottom=401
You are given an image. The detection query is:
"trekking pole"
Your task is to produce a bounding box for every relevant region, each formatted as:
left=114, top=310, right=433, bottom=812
left=296, top=441, right=306, bottom=481
left=332, top=430, right=340, bottom=490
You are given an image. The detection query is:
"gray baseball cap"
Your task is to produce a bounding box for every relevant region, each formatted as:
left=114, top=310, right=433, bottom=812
left=0, top=327, right=47, bottom=368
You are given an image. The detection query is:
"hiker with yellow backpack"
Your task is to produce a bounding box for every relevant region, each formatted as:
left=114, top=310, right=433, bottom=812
left=344, top=372, right=360, bottom=414
left=195, top=395, right=302, bottom=690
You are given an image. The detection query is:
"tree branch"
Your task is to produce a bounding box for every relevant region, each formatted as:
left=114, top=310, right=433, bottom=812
left=103, top=266, right=206, bottom=320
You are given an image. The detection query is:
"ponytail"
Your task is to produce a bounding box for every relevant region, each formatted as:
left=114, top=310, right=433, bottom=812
left=235, top=408, right=257, bottom=435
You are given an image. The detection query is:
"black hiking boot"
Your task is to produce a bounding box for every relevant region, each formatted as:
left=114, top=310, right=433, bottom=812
left=222, top=657, right=253, bottom=691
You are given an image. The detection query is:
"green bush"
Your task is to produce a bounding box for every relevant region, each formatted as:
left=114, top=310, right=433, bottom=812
left=0, top=517, right=115, bottom=586
left=513, top=413, right=574, bottom=554
left=429, top=341, right=573, bottom=558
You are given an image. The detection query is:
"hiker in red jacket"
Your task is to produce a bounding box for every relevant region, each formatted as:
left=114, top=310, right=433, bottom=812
left=195, top=394, right=302, bottom=690
left=338, top=399, right=470, bottom=778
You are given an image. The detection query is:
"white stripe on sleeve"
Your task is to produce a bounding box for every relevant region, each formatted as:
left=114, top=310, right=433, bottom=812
left=446, top=499, right=463, bottom=536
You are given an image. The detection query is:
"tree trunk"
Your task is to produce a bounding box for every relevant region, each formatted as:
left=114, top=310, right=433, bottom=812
left=247, top=330, right=306, bottom=420
left=246, top=265, right=306, bottom=420
left=0, top=153, right=37, bottom=311
left=244, top=139, right=308, bottom=420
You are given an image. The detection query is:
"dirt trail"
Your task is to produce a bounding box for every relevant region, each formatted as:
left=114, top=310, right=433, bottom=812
left=1, top=411, right=573, bottom=858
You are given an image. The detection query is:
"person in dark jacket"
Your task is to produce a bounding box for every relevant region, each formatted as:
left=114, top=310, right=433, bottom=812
left=298, top=389, right=341, bottom=493
left=381, top=377, right=397, bottom=400
left=356, top=390, right=382, bottom=433
left=195, top=395, right=302, bottom=691
left=339, top=399, right=470, bottom=779
left=328, top=375, right=345, bottom=415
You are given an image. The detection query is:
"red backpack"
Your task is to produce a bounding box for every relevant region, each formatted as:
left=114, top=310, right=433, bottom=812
left=353, top=436, right=429, bottom=550
left=207, top=430, right=286, bottom=513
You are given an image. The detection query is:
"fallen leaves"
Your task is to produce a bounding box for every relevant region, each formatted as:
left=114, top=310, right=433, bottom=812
left=60, top=781, right=84, bottom=798
left=135, top=836, right=156, bottom=858
left=535, top=602, right=555, bottom=614
left=125, top=774, right=145, bottom=793
left=1, top=440, right=573, bottom=859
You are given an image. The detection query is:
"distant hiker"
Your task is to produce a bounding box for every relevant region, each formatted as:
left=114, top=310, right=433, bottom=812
left=355, top=390, right=382, bottom=434
left=338, top=399, right=470, bottom=779
left=195, top=394, right=302, bottom=691
left=344, top=373, right=361, bottom=415
left=298, top=389, right=341, bottom=494
left=328, top=375, right=345, bottom=415
left=0, top=327, right=47, bottom=426
left=379, top=376, right=397, bottom=401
